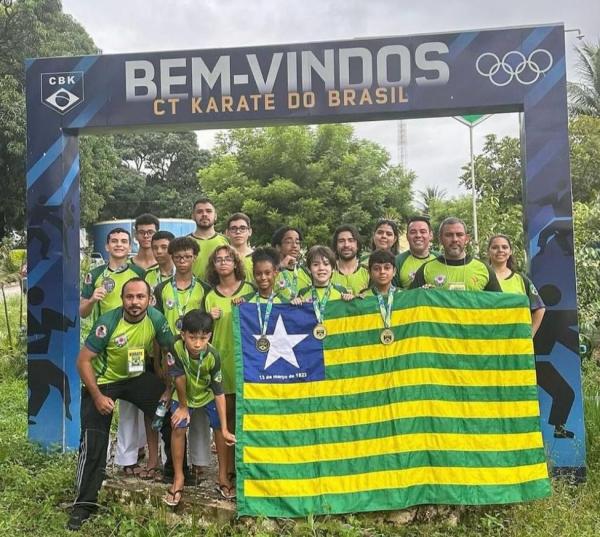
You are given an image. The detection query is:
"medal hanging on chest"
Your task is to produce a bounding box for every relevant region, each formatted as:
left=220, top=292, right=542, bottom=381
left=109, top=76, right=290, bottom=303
left=255, top=293, right=275, bottom=353
left=311, top=285, right=331, bottom=341
left=377, top=287, right=396, bottom=345
left=172, top=277, right=195, bottom=330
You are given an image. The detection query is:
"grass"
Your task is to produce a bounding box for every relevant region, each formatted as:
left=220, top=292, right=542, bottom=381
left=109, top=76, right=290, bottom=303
left=1, top=295, right=600, bottom=535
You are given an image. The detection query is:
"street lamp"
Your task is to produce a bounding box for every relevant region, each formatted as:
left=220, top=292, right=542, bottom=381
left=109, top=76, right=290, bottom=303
left=453, top=114, right=491, bottom=254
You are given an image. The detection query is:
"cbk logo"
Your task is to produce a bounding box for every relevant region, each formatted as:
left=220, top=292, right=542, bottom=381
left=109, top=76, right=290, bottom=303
left=41, top=71, right=85, bottom=114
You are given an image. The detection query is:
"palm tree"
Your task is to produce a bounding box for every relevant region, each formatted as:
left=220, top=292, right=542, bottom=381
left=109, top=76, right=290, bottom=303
left=418, top=185, right=447, bottom=215
left=568, top=40, right=600, bottom=117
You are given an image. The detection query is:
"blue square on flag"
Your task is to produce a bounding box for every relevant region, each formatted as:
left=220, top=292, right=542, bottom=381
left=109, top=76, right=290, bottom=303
left=237, top=303, right=325, bottom=383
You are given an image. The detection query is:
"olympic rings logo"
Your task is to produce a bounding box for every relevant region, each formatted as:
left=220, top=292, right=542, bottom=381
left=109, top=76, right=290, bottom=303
left=475, top=49, right=553, bottom=86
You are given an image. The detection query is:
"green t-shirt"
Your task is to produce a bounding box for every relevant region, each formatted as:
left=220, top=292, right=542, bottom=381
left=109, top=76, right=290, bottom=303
left=410, top=256, right=502, bottom=292
left=360, top=286, right=403, bottom=299
left=499, top=272, right=545, bottom=310
left=275, top=265, right=312, bottom=300
left=242, top=291, right=289, bottom=304
left=82, top=263, right=145, bottom=319
left=297, top=284, right=349, bottom=302
left=332, top=265, right=369, bottom=295
left=84, top=307, right=173, bottom=385
left=204, top=281, right=256, bottom=394
left=243, top=254, right=254, bottom=283
left=154, top=277, right=212, bottom=334
left=167, top=338, right=223, bottom=408
left=189, top=233, right=229, bottom=281
left=393, top=251, right=437, bottom=289
left=145, top=265, right=175, bottom=292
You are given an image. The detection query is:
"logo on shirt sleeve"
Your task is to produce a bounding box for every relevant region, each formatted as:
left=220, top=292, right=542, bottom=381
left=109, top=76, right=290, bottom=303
left=166, top=352, right=175, bottom=367
left=84, top=272, right=92, bottom=285
left=95, top=325, right=108, bottom=338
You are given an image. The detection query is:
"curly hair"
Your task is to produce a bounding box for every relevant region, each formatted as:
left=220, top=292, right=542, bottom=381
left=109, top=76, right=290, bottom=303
left=205, top=245, right=246, bottom=286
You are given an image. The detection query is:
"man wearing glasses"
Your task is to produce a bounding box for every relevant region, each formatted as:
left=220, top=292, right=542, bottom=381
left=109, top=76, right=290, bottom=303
left=130, top=214, right=160, bottom=271
left=225, top=212, right=254, bottom=281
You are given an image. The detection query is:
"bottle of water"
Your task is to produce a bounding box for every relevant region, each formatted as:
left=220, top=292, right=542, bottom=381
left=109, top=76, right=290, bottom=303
left=151, top=400, right=168, bottom=431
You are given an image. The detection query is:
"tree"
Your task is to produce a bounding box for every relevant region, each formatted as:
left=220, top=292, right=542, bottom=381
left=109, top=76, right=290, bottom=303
left=102, top=132, right=211, bottom=219
left=418, top=185, right=447, bottom=215
left=569, top=115, right=600, bottom=203
left=198, top=124, right=415, bottom=247
left=568, top=39, right=600, bottom=117
left=0, top=0, right=107, bottom=238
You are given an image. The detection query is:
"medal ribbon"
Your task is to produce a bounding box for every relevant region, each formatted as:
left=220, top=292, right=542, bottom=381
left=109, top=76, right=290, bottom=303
left=171, top=277, right=196, bottom=317
left=256, top=292, right=275, bottom=337
left=376, top=286, right=395, bottom=329
left=311, top=284, right=332, bottom=324
left=184, top=346, right=206, bottom=386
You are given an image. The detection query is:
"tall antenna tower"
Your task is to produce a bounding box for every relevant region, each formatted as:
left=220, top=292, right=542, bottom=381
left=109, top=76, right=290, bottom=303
left=397, top=120, right=408, bottom=169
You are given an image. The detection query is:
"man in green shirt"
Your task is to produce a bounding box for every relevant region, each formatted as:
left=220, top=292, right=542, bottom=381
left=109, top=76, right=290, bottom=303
left=225, top=212, right=254, bottom=281
left=410, top=217, right=502, bottom=292
left=68, top=278, right=174, bottom=531
left=130, top=213, right=160, bottom=271
left=394, top=216, right=437, bottom=289
left=331, top=224, right=369, bottom=295
left=80, top=228, right=145, bottom=319
left=271, top=225, right=311, bottom=300
left=189, top=197, right=229, bottom=281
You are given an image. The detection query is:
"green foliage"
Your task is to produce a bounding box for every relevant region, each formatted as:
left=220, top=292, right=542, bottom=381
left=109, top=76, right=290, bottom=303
left=569, top=115, right=600, bottom=203
left=199, top=125, right=415, bottom=246
left=0, top=0, right=105, bottom=238
left=568, top=39, right=600, bottom=117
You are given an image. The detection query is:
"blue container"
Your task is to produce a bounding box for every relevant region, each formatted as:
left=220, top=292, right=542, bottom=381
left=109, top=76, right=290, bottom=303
left=91, top=218, right=195, bottom=261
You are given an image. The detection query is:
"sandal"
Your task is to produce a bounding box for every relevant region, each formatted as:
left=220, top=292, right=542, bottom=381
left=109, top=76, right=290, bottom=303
left=163, top=488, right=183, bottom=507
left=215, top=483, right=236, bottom=500
left=121, top=463, right=143, bottom=477
left=139, top=466, right=162, bottom=481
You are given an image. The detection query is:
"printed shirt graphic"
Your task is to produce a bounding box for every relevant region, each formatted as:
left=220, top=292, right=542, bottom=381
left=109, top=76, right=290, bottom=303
left=274, top=265, right=312, bottom=300
left=332, top=265, right=369, bottom=295
left=394, top=251, right=437, bottom=289
left=85, top=307, right=173, bottom=385
left=81, top=263, right=145, bottom=319
left=204, top=281, right=256, bottom=394
left=499, top=272, right=545, bottom=310
left=189, top=233, right=229, bottom=281
left=168, top=339, right=223, bottom=408
left=233, top=291, right=550, bottom=517
left=410, top=256, right=501, bottom=291
left=153, top=277, right=211, bottom=333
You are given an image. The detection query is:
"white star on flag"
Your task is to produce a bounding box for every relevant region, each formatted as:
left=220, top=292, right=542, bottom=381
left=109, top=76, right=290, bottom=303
left=255, top=315, right=308, bottom=370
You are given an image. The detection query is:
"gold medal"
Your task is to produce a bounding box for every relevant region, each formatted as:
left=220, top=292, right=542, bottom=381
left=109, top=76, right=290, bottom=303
left=313, top=323, right=327, bottom=340
left=256, top=336, right=270, bottom=353
left=380, top=328, right=394, bottom=345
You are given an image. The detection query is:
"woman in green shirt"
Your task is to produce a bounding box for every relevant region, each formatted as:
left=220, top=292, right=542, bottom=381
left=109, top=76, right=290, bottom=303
left=204, top=245, right=255, bottom=481
left=488, top=234, right=546, bottom=336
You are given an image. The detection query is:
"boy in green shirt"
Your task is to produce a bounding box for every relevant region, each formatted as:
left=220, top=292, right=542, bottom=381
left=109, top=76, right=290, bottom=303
left=164, top=310, right=236, bottom=506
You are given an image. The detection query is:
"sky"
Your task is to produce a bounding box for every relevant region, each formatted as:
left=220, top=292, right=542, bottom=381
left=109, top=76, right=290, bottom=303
left=62, top=0, right=600, bottom=201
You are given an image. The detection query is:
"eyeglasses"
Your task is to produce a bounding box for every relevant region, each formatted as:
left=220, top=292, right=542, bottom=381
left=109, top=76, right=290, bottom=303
left=215, top=256, right=234, bottom=264
left=228, top=226, right=249, bottom=233
left=136, top=230, right=155, bottom=237
left=172, top=254, right=194, bottom=262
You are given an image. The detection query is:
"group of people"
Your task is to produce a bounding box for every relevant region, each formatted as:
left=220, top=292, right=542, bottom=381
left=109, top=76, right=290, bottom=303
left=67, top=197, right=545, bottom=530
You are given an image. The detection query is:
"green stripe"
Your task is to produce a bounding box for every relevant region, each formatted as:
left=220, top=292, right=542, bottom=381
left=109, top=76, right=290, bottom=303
left=237, top=478, right=551, bottom=517
left=325, top=353, right=535, bottom=380
left=242, top=416, right=543, bottom=448
left=242, top=448, right=547, bottom=480
left=325, top=289, right=529, bottom=320
left=243, top=384, right=539, bottom=415
left=324, top=322, right=531, bottom=349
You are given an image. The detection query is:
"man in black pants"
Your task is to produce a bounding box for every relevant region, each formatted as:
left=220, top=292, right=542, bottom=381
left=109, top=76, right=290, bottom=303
left=68, top=278, right=174, bottom=531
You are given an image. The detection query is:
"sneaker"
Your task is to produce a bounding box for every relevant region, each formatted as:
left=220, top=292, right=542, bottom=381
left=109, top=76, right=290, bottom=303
left=67, top=507, right=93, bottom=531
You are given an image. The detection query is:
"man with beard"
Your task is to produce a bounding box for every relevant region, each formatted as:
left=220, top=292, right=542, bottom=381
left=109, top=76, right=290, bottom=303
left=68, top=278, right=174, bottom=531
left=331, top=224, right=369, bottom=295
left=394, top=216, right=437, bottom=289
left=410, top=217, right=501, bottom=291
left=189, top=198, right=229, bottom=281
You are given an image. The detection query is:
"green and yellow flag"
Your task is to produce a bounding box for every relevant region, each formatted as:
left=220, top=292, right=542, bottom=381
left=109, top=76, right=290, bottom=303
left=234, top=290, right=550, bottom=517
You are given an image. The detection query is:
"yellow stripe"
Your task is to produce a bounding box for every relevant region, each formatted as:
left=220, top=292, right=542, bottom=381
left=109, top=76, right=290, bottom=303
left=324, top=336, right=533, bottom=367
left=243, top=399, right=540, bottom=432
left=244, top=431, right=544, bottom=464
left=325, top=306, right=532, bottom=336
left=244, top=463, right=549, bottom=497
left=244, top=366, right=537, bottom=400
